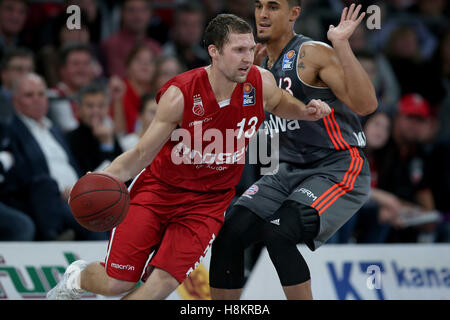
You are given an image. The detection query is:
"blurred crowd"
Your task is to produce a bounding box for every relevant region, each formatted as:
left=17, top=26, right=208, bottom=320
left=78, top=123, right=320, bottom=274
left=0, top=0, right=449, bottom=243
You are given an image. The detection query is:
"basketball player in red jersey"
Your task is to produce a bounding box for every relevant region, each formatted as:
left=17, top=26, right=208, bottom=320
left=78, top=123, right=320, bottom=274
left=47, top=14, right=331, bottom=300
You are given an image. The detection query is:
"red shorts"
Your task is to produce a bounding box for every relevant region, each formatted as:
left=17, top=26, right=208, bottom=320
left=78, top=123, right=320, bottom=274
left=104, top=169, right=235, bottom=283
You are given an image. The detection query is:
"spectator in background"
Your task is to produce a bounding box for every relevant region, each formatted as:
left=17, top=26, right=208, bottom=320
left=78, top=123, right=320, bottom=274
left=342, top=22, right=401, bottom=112
left=152, top=55, right=185, bottom=92
left=407, top=0, right=450, bottom=37
left=356, top=50, right=400, bottom=111
left=0, top=120, right=35, bottom=241
left=117, top=45, right=156, bottom=134
left=7, top=73, right=106, bottom=240
left=328, top=110, right=393, bottom=244
left=0, top=0, right=28, bottom=61
left=69, top=0, right=115, bottom=44
left=119, top=93, right=158, bottom=151
left=67, top=82, right=123, bottom=174
left=162, top=2, right=209, bottom=71
left=200, top=0, right=224, bottom=22
left=47, top=42, right=97, bottom=132
left=223, top=0, right=255, bottom=27
left=384, top=24, right=446, bottom=106
left=436, top=29, right=450, bottom=141
left=101, top=0, right=161, bottom=78
left=0, top=46, right=34, bottom=121
left=37, top=9, right=105, bottom=88
left=377, top=94, right=438, bottom=243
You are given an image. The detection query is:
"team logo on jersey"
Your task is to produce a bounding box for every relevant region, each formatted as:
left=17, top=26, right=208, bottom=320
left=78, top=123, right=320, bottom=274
left=243, top=83, right=255, bottom=106
left=244, top=184, right=259, bottom=196
left=282, top=50, right=296, bottom=71
left=192, top=94, right=205, bottom=117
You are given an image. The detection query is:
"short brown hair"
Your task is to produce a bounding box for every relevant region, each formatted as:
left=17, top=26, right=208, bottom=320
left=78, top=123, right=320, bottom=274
left=203, top=14, right=253, bottom=55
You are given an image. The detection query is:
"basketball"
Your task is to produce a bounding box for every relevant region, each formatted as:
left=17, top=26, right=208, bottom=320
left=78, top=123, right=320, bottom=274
left=69, top=172, right=130, bottom=232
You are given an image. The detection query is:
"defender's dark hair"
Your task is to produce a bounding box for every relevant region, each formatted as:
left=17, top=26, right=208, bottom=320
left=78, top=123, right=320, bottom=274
left=203, top=14, right=253, bottom=55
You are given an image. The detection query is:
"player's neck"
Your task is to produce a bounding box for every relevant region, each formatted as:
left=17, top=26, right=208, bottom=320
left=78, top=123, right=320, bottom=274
left=266, top=31, right=296, bottom=68
left=206, top=66, right=237, bottom=101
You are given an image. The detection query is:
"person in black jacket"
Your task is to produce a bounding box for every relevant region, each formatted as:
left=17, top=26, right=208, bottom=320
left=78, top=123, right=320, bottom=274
left=0, top=120, right=35, bottom=241
left=67, top=81, right=123, bottom=175
left=7, top=73, right=107, bottom=240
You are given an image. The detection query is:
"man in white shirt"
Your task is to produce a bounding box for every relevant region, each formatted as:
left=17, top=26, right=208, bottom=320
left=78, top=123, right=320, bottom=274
left=7, top=73, right=107, bottom=240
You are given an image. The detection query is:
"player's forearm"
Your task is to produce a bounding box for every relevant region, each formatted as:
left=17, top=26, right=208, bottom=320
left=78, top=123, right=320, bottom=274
left=332, top=40, right=378, bottom=115
left=271, top=90, right=309, bottom=120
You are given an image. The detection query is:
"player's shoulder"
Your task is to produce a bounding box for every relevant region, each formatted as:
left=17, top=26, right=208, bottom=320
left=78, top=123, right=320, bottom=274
left=301, top=40, right=333, bottom=56
left=300, top=40, right=335, bottom=67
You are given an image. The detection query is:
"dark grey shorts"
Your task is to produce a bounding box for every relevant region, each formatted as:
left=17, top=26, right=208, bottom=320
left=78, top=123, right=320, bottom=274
left=235, top=148, right=371, bottom=250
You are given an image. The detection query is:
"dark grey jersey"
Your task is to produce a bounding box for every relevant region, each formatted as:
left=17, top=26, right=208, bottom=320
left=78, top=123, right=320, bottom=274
left=262, top=34, right=366, bottom=164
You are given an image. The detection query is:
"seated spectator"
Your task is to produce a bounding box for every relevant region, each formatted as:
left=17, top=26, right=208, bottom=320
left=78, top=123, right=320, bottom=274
left=0, top=47, right=34, bottom=122
left=152, top=55, right=185, bottom=92
left=357, top=50, right=401, bottom=112
left=0, top=0, right=29, bottom=61
left=101, top=0, right=161, bottom=78
left=47, top=42, right=97, bottom=132
left=7, top=73, right=107, bottom=240
left=67, top=81, right=123, bottom=174
left=0, top=120, right=35, bottom=241
left=376, top=94, right=438, bottom=243
left=37, top=9, right=105, bottom=88
left=162, top=2, right=209, bottom=71
left=118, top=44, right=156, bottom=133
left=384, top=24, right=446, bottom=106
left=119, top=93, right=157, bottom=151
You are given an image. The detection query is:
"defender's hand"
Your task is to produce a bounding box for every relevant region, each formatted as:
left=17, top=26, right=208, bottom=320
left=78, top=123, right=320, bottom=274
left=327, top=3, right=366, bottom=43
left=305, top=99, right=331, bottom=121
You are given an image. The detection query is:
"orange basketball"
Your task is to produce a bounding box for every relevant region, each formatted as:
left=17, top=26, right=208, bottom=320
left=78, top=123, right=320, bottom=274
left=69, top=172, right=130, bottom=232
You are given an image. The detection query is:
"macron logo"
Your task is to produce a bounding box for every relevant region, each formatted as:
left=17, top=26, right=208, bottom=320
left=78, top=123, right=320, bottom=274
left=111, top=263, right=135, bottom=271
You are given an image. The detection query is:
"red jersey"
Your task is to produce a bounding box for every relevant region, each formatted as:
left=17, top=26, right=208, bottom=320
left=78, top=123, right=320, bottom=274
left=149, top=65, right=265, bottom=192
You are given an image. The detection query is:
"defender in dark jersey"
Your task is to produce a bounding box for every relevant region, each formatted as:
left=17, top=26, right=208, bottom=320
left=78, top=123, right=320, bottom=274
left=47, top=14, right=331, bottom=300
left=210, top=1, right=378, bottom=299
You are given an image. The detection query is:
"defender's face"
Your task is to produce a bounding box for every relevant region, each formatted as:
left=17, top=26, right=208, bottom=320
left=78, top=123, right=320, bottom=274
left=255, top=0, right=295, bottom=43
left=215, top=32, right=256, bottom=83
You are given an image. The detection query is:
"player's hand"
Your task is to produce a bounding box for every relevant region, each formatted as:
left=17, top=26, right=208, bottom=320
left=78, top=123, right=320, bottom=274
left=254, top=43, right=268, bottom=66
left=327, top=3, right=366, bottom=43
left=305, top=99, right=331, bottom=121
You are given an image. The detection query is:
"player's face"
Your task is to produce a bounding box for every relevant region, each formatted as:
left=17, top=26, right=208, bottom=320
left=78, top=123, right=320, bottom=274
left=216, top=32, right=256, bottom=83
left=255, top=0, right=296, bottom=43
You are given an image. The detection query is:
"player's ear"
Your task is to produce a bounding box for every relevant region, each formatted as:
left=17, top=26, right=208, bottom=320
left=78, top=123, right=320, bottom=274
left=208, top=44, right=219, bottom=60
left=289, top=6, right=301, bottom=22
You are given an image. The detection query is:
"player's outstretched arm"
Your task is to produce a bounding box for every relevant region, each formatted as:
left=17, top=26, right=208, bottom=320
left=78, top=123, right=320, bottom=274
left=103, top=85, right=184, bottom=182
left=260, top=67, right=331, bottom=121
left=312, top=4, right=377, bottom=116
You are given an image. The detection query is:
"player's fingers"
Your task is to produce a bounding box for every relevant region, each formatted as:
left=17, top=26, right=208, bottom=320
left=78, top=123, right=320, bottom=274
left=341, top=6, right=348, bottom=23
left=356, top=11, right=366, bottom=25
left=352, top=4, right=362, bottom=21
left=347, top=3, right=355, bottom=20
